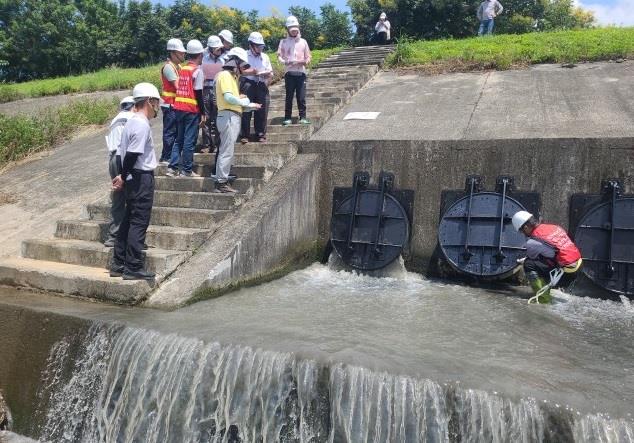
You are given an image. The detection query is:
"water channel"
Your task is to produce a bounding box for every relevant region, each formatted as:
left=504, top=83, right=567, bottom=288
left=1, top=260, right=633, bottom=442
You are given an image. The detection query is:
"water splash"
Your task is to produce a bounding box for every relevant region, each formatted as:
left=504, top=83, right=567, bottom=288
left=33, top=323, right=633, bottom=442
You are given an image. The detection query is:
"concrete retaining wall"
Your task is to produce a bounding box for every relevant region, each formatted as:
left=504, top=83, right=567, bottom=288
left=301, top=138, right=634, bottom=271
left=146, top=154, right=322, bottom=308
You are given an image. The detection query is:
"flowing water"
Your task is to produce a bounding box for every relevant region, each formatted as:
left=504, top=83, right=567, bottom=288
left=7, top=262, right=634, bottom=442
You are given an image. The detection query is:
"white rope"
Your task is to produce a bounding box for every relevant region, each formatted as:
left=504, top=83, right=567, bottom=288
left=528, top=268, right=563, bottom=304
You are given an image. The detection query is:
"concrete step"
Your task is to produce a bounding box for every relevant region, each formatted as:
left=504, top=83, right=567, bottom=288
left=87, top=204, right=229, bottom=229
left=259, top=131, right=306, bottom=143
left=192, top=152, right=289, bottom=168
left=55, top=220, right=211, bottom=251
left=157, top=164, right=269, bottom=180
left=234, top=141, right=299, bottom=155
left=154, top=190, right=248, bottom=211
left=269, top=108, right=335, bottom=125
left=267, top=97, right=344, bottom=106
left=0, top=257, right=151, bottom=304
left=267, top=116, right=324, bottom=130
left=21, top=239, right=189, bottom=275
left=318, top=61, right=387, bottom=68
left=155, top=176, right=260, bottom=194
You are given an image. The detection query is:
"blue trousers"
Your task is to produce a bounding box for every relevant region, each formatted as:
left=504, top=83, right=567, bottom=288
left=478, top=19, right=494, bottom=36
left=160, top=106, right=177, bottom=162
left=169, top=110, right=200, bottom=173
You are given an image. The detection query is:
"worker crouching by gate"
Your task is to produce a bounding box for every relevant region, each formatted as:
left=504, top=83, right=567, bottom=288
left=512, top=211, right=583, bottom=303
left=110, top=83, right=161, bottom=281
left=240, top=32, right=273, bottom=143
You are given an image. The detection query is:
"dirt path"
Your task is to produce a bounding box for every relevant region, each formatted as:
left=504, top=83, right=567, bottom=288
left=0, top=89, right=129, bottom=117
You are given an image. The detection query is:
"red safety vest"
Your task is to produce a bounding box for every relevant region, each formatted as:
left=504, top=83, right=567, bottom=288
left=161, top=60, right=180, bottom=106
left=173, top=63, right=199, bottom=114
left=531, top=224, right=581, bottom=266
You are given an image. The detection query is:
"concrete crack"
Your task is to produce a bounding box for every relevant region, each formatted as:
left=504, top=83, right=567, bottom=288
left=462, top=71, right=491, bottom=139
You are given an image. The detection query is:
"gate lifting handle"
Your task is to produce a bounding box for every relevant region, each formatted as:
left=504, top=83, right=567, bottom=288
left=462, top=178, right=476, bottom=260
left=346, top=174, right=363, bottom=249
left=607, top=180, right=619, bottom=275
left=372, top=173, right=389, bottom=255
left=495, top=179, right=508, bottom=262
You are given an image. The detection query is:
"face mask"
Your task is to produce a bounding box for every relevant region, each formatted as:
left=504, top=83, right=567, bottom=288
left=150, top=101, right=159, bottom=118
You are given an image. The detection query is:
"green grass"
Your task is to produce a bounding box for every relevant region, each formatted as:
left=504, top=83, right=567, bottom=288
left=0, top=98, right=118, bottom=169
left=0, top=47, right=344, bottom=104
left=387, top=28, right=634, bottom=72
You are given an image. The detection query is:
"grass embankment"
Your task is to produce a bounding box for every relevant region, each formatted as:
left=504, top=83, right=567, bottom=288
left=387, top=27, right=634, bottom=73
left=0, top=99, right=118, bottom=170
left=0, top=47, right=342, bottom=104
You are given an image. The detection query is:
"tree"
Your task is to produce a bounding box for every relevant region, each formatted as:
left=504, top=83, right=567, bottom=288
left=318, top=3, right=352, bottom=48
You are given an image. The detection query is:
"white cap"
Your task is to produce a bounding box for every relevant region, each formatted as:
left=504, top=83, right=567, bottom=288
left=132, top=83, right=160, bottom=101
left=248, top=31, right=265, bottom=46
left=285, top=16, right=300, bottom=28
left=226, top=47, right=249, bottom=64
left=219, top=29, right=234, bottom=45
left=186, top=39, right=204, bottom=54
left=380, top=12, right=387, bottom=19
left=207, top=35, right=223, bottom=49
left=119, top=95, right=135, bottom=106
left=512, top=211, right=534, bottom=231
left=166, top=38, right=186, bottom=52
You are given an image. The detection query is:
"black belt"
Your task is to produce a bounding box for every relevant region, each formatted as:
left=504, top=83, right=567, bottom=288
left=132, top=169, right=154, bottom=174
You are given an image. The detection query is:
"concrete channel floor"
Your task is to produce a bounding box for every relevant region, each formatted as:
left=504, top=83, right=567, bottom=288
left=312, top=61, right=634, bottom=140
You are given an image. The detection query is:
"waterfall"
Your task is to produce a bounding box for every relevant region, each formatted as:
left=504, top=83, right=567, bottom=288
left=32, top=323, right=633, bottom=443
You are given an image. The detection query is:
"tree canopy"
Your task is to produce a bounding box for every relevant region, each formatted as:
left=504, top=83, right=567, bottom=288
left=0, top=0, right=594, bottom=82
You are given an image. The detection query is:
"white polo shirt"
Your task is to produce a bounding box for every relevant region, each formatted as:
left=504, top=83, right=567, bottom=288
left=106, top=110, right=135, bottom=154
left=119, top=113, right=157, bottom=172
left=244, top=50, right=273, bottom=83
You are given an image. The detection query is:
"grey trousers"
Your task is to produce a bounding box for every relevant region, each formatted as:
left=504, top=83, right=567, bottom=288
left=107, top=151, right=126, bottom=243
left=215, top=110, right=241, bottom=183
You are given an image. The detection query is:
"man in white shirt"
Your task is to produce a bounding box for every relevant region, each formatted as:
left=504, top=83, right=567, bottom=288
left=477, top=0, right=503, bottom=35
left=110, top=83, right=160, bottom=281
left=104, top=95, right=135, bottom=247
left=240, top=32, right=273, bottom=143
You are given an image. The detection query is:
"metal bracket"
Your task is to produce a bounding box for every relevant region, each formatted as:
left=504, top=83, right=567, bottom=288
left=464, top=175, right=483, bottom=193
left=495, top=175, right=515, bottom=194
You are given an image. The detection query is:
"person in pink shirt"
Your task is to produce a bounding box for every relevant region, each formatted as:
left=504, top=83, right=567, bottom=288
left=277, top=15, right=312, bottom=126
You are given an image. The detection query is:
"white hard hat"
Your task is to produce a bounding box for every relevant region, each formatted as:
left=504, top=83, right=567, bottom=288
left=119, top=95, right=135, bottom=106
left=380, top=12, right=387, bottom=19
left=207, top=35, right=223, bottom=49
left=248, top=31, right=265, bottom=46
left=219, top=29, right=234, bottom=45
left=166, top=38, right=186, bottom=52
left=186, top=39, right=204, bottom=54
left=226, top=47, right=249, bottom=64
left=512, top=211, right=534, bottom=231
left=285, top=16, right=300, bottom=28
left=132, top=82, right=160, bottom=101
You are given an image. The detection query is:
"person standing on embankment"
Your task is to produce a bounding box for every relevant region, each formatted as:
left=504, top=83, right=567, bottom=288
left=512, top=211, right=583, bottom=303
left=477, top=0, right=503, bottom=36
left=167, top=39, right=206, bottom=177
left=110, top=83, right=161, bottom=281
left=103, top=95, right=136, bottom=248
left=375, top=12, right=391, bottom=45
left=214, top=48, right=261, bottom=193
left=240, top=32, right=273, bottom=143
left=200, top=35, right=225, bottom=154
left=278, top=15, right=312, bottom=126
left=159, top=38, right=186, bottom=165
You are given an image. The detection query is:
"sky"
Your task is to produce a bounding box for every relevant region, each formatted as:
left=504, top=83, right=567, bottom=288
left=157, top=0, right=634, bottom=26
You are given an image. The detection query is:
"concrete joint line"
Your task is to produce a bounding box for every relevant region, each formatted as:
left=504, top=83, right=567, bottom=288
left=462, top=71, right=492, bottom=140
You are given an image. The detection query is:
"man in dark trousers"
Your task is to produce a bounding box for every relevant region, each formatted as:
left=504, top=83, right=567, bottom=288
left=110, top=83, right=161, bottom=281
left=512, top=210, right=583, bottom=303
left=159, top=38, right=185, bottom=165
left=104, top=95, right=135, bottom=247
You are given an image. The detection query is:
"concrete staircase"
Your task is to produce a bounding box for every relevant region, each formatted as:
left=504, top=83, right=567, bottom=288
left=0, top=45, right=394, bottom=304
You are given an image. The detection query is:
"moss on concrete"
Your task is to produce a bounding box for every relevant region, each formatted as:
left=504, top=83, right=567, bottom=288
left=186, top=240, right=324, bottom=306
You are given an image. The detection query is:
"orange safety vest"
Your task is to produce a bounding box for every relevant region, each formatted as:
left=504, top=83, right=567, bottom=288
left=161, top=60, right=180, bottom=106
left=531, top=224, right=582, bottom=267
left=173, top=63, right=200, bottom=114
